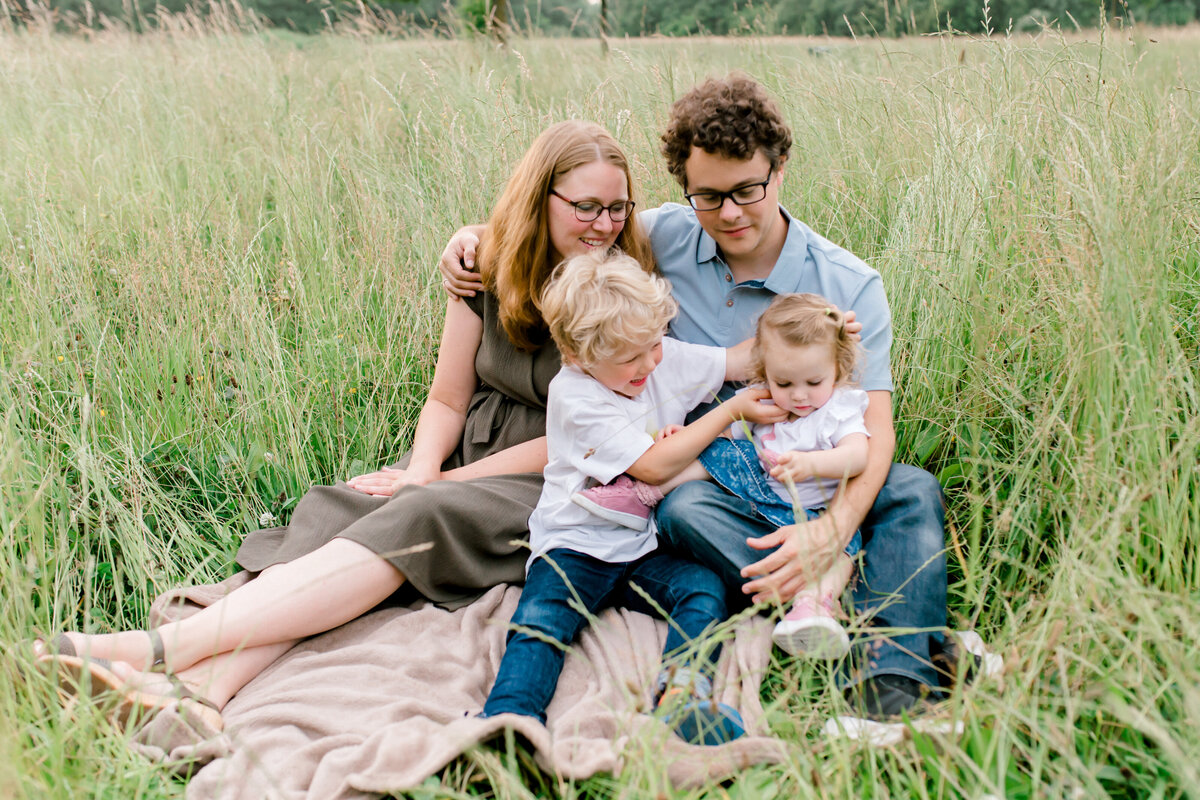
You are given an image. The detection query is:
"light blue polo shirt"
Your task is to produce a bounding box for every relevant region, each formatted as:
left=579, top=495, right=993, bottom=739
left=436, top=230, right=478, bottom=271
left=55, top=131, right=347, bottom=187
left=640, top=203, right=893, bottom=414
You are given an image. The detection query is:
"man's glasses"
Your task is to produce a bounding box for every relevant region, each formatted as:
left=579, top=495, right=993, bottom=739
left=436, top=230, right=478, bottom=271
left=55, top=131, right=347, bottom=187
left=549, top=189, right=635, bottom=222
left=684, top=171, right=773, bottom=212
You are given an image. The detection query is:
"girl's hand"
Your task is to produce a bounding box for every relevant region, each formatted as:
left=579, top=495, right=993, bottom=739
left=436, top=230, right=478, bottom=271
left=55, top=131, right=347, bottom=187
left=655, top=424, right=685, bottom=442
left=727, top=388, right=789, bottom=426
left=346, top=465, right=440, bottom=496
left=769, top=450, right=815, bottom=483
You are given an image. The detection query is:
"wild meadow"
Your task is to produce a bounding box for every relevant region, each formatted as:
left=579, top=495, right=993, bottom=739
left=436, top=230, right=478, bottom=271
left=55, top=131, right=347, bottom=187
left=1, top=5, right=1198, bottom=797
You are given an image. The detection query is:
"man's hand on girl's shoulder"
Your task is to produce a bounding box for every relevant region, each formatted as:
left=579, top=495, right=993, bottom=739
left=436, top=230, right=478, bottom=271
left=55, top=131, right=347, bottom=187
left=438, top=225, right=486, bottom=298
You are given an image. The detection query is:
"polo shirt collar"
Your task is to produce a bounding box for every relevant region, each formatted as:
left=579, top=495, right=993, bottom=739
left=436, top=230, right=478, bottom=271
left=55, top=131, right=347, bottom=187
left=763, top=205, right=810, bottom=294
left=696, top=223, right=720, bottom=265
left=695, top=205, right=811, bottom=292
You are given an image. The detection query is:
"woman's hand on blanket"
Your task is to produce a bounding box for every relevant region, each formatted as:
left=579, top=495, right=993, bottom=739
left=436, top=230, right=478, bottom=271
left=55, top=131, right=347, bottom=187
left=739, top=513, right=844, bottom=603
left=438, top=226, right=485, bottom=298
left=655, top=424, right=685, bottom=441
left=346, top=465, right=439, bottom=496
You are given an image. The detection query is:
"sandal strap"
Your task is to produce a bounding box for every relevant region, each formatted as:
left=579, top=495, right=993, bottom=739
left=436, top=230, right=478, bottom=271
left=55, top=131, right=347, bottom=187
left=50, top=634, right=77, bottom=659
left=147, top=630, right=166, bottom=670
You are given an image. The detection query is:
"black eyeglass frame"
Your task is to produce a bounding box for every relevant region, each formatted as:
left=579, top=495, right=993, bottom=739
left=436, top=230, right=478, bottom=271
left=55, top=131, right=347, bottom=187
left=548, top=189, right=635, bottom=223
left=684, top=170, right=775, bottom=212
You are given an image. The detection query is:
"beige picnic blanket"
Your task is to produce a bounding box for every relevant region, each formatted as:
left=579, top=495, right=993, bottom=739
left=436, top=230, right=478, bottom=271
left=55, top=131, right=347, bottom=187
left=132, top=573, right=788, bottom=799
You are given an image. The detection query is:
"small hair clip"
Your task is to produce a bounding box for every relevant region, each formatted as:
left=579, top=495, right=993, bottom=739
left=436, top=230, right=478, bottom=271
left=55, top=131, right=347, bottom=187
left=824, top=307, right=833, bottom=316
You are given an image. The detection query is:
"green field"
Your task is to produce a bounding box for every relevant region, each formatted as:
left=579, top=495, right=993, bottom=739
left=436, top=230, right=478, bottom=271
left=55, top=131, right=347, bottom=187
left=2, top=10, right=1199, bottom=798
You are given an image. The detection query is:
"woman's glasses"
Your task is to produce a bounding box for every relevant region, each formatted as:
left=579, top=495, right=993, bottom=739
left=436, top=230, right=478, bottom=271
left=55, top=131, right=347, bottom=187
left=550, top=189, right=635, bottom=222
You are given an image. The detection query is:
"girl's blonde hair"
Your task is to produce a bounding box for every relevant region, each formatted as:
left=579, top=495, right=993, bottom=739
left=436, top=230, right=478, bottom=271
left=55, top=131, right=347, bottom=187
left=750, top=293, right=861, bottom=385
left=539, top=249, right=676, bottom=368
left=479, top=120, right=655, bottom=352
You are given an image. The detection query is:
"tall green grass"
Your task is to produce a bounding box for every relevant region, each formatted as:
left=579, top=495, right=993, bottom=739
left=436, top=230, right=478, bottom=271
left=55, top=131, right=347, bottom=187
left=1, top=10, right=1198, bottom=798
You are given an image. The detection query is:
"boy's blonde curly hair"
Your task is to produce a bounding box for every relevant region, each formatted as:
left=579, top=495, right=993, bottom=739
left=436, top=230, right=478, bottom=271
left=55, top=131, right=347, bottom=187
left=539, top=249, right=676, bottom=368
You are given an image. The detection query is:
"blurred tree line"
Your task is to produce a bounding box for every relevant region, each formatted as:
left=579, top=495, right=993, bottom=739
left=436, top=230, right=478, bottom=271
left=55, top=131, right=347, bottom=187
left=611, top=0, right=1200, bottom=35
left=11, top=0, right=1200, bottom=35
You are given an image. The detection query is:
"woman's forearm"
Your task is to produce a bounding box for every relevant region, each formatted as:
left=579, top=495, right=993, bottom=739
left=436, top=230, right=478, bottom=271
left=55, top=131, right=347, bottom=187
left=442, top=437, right=548, bottom=481
left=402, top=298, right=484, bottom=478
left=826, top=392, right=895, bottom=544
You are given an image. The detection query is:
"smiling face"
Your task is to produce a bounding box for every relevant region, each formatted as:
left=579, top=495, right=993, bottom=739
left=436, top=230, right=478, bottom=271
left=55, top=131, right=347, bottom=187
left=580, top=336, right=664, bottom=399
left=547, top=160, right=629, bottom=264
left=760, top=331, right=838, bottom=418
left=683, top=149, right=787, bottom=271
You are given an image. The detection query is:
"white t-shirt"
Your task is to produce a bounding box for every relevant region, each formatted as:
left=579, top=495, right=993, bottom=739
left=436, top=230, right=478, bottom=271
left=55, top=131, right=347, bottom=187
left=731, top=387, right=870, bottom=510
left=528, top=337, right=726, bottom=568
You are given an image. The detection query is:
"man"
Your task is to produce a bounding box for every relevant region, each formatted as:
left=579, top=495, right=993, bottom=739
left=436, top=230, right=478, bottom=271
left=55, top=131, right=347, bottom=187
left=440, top=74, right=954, bottom=735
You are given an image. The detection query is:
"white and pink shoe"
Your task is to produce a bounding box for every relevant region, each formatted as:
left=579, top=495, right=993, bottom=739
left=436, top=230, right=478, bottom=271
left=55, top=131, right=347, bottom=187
left=772, top=594, right=850, bottom=659
left=571, top=475, right=664, bottom=530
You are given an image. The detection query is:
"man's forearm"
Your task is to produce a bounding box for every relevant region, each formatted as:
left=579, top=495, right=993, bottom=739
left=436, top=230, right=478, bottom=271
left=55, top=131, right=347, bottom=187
left=827, top=391, right=895, bottom=544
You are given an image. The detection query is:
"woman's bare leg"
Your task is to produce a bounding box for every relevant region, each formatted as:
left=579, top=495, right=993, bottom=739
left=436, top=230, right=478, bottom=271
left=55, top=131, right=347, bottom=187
left=52, top=539, right=405, bottom=673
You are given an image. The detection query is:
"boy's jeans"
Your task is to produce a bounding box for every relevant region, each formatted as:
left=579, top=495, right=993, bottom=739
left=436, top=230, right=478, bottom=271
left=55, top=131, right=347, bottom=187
left=656, top=463, right=948, bottom=690
left=482, top=548, right=727, bottom=722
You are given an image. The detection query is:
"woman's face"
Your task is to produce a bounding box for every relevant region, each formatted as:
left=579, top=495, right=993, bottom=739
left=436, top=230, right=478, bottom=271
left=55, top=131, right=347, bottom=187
left=547, top=160, right=628, bottom=264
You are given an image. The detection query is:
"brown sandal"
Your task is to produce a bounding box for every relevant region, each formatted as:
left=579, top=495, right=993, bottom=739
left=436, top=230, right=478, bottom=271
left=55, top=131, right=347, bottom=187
left=39, top=631, right=221, bottom=732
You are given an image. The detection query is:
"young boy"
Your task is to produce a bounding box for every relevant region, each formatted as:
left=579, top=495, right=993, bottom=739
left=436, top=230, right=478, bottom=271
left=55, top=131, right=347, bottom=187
left=479, top=249, right=786, bottom=744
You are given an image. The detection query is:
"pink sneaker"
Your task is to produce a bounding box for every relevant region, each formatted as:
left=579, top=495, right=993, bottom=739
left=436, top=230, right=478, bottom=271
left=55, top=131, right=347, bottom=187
left=772, top=594, right=850, bottom=659
left=571, top=475, right=661, bottom=530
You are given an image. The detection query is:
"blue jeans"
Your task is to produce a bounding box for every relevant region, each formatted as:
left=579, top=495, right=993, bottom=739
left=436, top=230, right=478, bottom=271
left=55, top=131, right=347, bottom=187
left=482, top=548, right=728, bottom=722
left=655, top=463, right=947, bottom=689
left=698, top=437, right=862, bottom=556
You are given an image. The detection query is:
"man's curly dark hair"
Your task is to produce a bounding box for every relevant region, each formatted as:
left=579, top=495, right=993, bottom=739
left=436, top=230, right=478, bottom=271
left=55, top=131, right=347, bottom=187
left=660, top=73, right=793, bottom=189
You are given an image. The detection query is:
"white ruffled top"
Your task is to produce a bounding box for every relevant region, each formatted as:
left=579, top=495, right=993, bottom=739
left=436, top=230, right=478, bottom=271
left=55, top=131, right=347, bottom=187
left=730, top=387, right=870, bottom=510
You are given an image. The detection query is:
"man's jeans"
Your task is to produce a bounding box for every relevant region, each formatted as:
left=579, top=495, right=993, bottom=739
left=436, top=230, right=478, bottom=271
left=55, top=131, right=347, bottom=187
left=482, top=548, right=728, bottom=722
left=656, top=463, right=948, bottom=689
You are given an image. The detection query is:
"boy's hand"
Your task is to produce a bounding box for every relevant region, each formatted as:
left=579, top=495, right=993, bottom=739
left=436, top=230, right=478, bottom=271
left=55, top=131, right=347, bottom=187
left=655, top=424, right=685, bottom=441
left=769, top=450, right=815, bottom=483
left=438, top=227, right=485, bottom=298
left=726, top=388, right=789, bottom=426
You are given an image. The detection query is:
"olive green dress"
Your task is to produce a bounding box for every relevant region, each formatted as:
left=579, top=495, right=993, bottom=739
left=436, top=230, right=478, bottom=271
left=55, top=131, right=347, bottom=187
left=236, top=291, right=561, bottom=609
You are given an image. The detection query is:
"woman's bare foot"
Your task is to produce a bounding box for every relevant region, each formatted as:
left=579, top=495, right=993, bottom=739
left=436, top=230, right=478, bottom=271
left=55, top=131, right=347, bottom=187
left=107, top=662, right=211, bottom=706
left=34, top=630, right=164, bottom=671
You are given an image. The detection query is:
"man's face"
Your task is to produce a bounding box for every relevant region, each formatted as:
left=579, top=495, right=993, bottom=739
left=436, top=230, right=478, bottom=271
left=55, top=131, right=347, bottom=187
left=683, top=149, right=785, bottom=265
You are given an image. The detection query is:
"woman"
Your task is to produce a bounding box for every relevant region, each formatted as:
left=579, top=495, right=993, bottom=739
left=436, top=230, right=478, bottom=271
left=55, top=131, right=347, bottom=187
left=36, top=120, right=655, bottom=728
